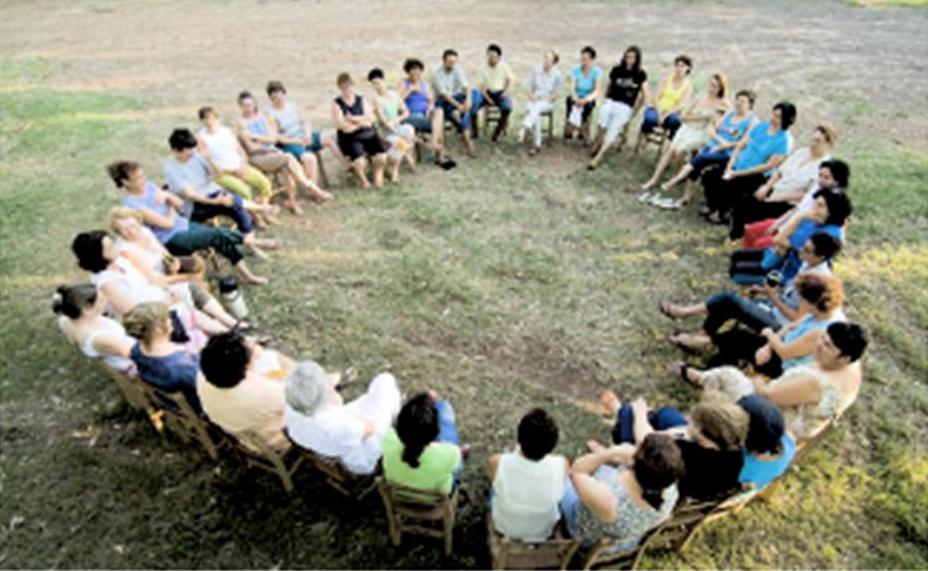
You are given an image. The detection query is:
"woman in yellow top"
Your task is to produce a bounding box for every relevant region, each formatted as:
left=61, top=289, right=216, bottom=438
left=640, top=55, right=694, bottom=140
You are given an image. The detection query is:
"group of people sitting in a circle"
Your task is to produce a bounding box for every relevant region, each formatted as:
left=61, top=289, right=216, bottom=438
left=53, top=41, right=870, bottom=557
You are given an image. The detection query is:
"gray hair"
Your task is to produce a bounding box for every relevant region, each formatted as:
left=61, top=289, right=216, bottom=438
left=285, top=360, right=329, bottom=417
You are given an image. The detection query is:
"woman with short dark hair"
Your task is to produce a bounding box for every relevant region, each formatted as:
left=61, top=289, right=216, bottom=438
left=331, top=72, right=388, bottom=189
left=702, top=101, right=797, bottom=225
left=560, top=432, right=684, bottom=549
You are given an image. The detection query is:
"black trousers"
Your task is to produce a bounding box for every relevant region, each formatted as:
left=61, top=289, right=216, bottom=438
left=708, top=326, right=784, bottom=378
left=702, top=171, right=769, bottom=219
left=729, top=197, right=794, bottom=240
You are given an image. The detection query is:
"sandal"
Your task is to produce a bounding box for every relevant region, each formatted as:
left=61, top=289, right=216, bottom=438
left=667, top=332, right=699, bottom=355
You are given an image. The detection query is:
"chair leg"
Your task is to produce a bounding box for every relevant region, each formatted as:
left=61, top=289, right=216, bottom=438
left=315, top=151, right=330, bottom=188
left=443, top=511, right=454, bottom=556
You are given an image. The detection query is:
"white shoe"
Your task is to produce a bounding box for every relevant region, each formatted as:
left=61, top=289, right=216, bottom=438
left=648, top=193, right=666, bottom=206
left=638, top=192, right=655, bottom=203
left=656, top=197, right=683, bottom=210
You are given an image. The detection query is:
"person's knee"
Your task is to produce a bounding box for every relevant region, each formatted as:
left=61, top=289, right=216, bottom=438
left=372, top=153, right=387, bottom=167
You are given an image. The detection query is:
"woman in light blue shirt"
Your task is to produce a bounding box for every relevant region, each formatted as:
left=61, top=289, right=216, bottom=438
left=563, top=45, right=603, bottom=142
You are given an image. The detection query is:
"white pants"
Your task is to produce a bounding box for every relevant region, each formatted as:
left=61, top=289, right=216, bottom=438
left=385, top=124, right=416, bottom=160
left=597, top=99, right=633, bottom=145
left=522, top=100, right=554, bottom=147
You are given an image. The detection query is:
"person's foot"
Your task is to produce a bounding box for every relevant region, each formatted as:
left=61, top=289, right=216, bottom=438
left=516, top=128, right=526, bottom=145
left=659, top=301, right=683, bottom=320
left=641, top=178, right=657, bottom=191
left=465, top=144, right=477, bottom=159
left=587, top=163, right=596, bottom=171
left=600, top=389, right=620, bottom=415
left=254, top=238, right=280, bottom=250
left=673, top=361, right=703, bottom=387
left=586, top=439, right=607, bottom=453
left=439, top=157, right=457, bottom=170
left=312, top=189, right=333, bottom=202
left=289, top=202, right=304, bottom=216
left=459, top=444, right=472, bottom=460
left=660, top=180, right=676, bottom=192
left=657, top=197, right=688, bottom=210
left=528, top=147, right=539, bottom=157
left=240, top=273, right=269, bottom=286
left=668, top=332, right=712, bottom=352
left=390, top=168, right=400, bottom=183
left=638, top=191, right=655, bottom=203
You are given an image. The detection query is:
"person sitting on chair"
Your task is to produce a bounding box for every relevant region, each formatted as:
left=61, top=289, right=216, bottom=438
left=368, top=68, right=418, bottom=183
left=381, top=391, right=467, bottom=494
left=599, top=388, right=750, bottom=500
left=109, top=160, right=271, bottom=284
left=123, top=301, right=204, bottom=413
left=639, top=72, right=730, bottom=206
left=701, top=101, right=796, bottom=225
left=563, top=45, right=603, bottom=143
left=657, top=89, right=756, bottom=203
left=588, top=46, right=647, bottom=170
left=234, top=91, right=331, bottom=214
left=472, top=43, right=515, bottom=142
left=197, top=107, right=277, bottom=227
left=728, top=124, right=837, bottom=241
left=517, top=50, right=563, bottom=156
left=266, top=80, right=349, bottom=179
left=399, top=58, right=451, bottom=168
left=331, top=72, right=389, bottom=189
left=678, top=321, right=868, bottom=442
left=198, top=331, right=296, bottom=452
left=284, top=361, right=402, bottom=475
left=487, top=408, right=569, bottom=542
left=736, top=395, right=796, bottom=491
left=430, top=48, right=478, bottom=158
left=559, top=433, right=684, bottom=551
left=54, top=283, right=135, bottom=375
left=639, top=54, right=694, bottom=141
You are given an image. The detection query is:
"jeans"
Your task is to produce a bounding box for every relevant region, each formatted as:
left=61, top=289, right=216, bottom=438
left=437, top=92, right=474, bottom=133
left=729, top=248, right=783, bottom=285
left=704, top=291, right=780, bottom=337
left=435, top=399, right=463, bottom=486
left=403, top=112, right=432, bottom=133
left=559, top=478, right=638, bottom=551
left=612, top=403, right=688, bottom=445
left=214, top=165, right=273, bottom=200
left=277, top=131, right=324, bottom=158
left=166, top=222, right=244, bottom=265
left=642, top=107, right=683, bottom=139
left=472, top=89, right=513, bottom=117
left=190, top=191, right=254, bottom=234
left=687, top=147, right=731, bottom=181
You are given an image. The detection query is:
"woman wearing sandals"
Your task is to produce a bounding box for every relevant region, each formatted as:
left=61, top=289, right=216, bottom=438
left=639, top=73, right=731, bottom=209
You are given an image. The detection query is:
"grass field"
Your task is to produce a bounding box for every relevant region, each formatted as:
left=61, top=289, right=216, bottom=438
left=1, top=0, right=927, bottom=568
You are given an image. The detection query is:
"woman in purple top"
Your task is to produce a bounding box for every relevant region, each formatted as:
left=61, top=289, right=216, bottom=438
left=109, top=160, right=270, bottom=285
left=399, top=58, right=448, bottom=166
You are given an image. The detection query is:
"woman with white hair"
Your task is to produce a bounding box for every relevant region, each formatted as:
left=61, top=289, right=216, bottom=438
left=284, top=361, right=401, bottom=475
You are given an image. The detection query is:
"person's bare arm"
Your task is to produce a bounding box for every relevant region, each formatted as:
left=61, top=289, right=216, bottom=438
left=486, top=453, right=502, bottom=481
left=90, top=331, right=134, bottom=359
left=774, top=208, right=813, bottom=248
left=670, top=82, right=694, bottom=115
left=234, top=120, right=262, bottom=155
left=99, top=282, right=138, bottom=316
left=732, top=154, right=786, bottom=178
left=332, top=102, right=355, bottom=133
left=571, top=472, right=617, bottom=524
left=757, top=372, right=822, bottom=408
left=136, top=206, right=176, bottom=230
left=764, top=327, right=823, bottom=360
left=631, top=397, right=654, bottom=445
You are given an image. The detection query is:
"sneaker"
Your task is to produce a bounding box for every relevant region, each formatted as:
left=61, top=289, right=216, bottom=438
left=647, top=193, right=667, bottom=206
left=655, top=197, right=683, bottom=210
left=638, top=191, right=655, bottom=203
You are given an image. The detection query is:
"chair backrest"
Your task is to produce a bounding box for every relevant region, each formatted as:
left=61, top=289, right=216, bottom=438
left=645, top=484, right=753, bottom=554
left=141, top=385, right=224, bottom=461
left=486, top=513, right=581, bottom=570
left=93, top=360, right=150, bottom=412
left=793, top=415, right=838, bottom=464
left=284, top=430, right=378, bottom=499
left=376, top=477, right=459, bottom=555
left=234, top=430, right=301, bottom=493
left=581, top=527, right=658, bottom=571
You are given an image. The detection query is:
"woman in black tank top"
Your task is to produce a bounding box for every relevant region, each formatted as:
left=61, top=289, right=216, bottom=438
left=331, top=72, right=388, bottom=189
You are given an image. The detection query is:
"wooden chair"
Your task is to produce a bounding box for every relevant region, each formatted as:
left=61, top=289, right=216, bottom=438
left=376, top=477, right=460, bottom=556
left=135, top=383, right=226, bottom=461
left=648, top=484, right=754, bottom=554
left=580, top=527, right=658, bottom=570
left=486, top=513, right=580, bottom=570
left=233, top=431, right=304, bottom=493
left=482, top=106, right=508, bottom=139
left=285, top=432, right=378, bottom=499
left=94, top=361, right=150, bottom=413
left=758, top=416, right=840, bottom=501
left=314, top=150, right=330, bottom=188
left=540, top=110, right=555, bottom=146
left=634, top=125, right=667, bottom=156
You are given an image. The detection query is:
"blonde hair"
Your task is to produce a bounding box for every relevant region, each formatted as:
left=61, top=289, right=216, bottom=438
left=815, top=123, right=839, bottom=146
left=109, top=206, right=143, bottom=234
left=123, top=301, right=170, bottom=342
left=712, top=72, right=729, bottom=99
left=691, top=391, right=749, bottom=451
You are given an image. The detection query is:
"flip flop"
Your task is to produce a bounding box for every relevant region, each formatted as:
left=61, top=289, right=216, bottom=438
left=667, top=332, right=699, bottom=355
left=658, top=301, right=679, bottom=320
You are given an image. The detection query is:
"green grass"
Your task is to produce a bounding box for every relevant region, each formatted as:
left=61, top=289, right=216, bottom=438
left=2, top=43, right=928, bottom=571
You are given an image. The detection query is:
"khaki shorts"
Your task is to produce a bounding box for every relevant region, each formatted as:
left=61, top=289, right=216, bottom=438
left=250, top=150, right=290, bottom=172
